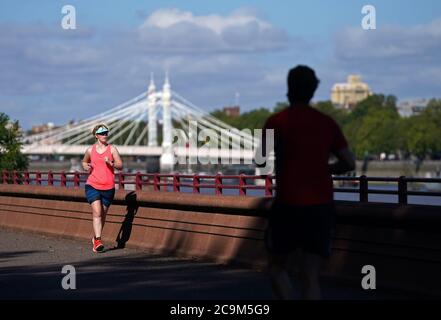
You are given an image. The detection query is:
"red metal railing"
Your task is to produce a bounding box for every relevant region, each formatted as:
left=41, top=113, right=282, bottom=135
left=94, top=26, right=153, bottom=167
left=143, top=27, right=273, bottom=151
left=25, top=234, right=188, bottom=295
left=2, top=170, right=441, bottom=203
left=109, top=172, right=276, bottom=196
left=2, top=170, right=88, bottom=188
left=1, top=170, right=276, bottom=196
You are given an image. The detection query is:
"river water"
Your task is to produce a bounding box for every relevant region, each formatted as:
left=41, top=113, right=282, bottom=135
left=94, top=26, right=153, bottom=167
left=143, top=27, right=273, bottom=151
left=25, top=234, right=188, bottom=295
left=16, top=174, right=441, bottom=206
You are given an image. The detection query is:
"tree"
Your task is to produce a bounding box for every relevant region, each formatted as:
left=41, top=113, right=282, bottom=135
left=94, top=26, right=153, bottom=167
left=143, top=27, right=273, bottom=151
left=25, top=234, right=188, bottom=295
left=342, top=94, right=401, bottom=158
left=210, top=107, right=272, bottom=130
left=348, top=94, right=399, bottom=121
left=349, top=108, right=401, bottom=158
left=273, top=102, right=289, bottom=113
left=424, top=99, right=441, bottom=159
left=0, top=113, right=28, bottom=172
left=313, top=100, right=348, bottom=127
left=210, top=110, right=239, bottom=128
left=425, top=99, right=441, bottom=128
left=235, top=108, right=272, bottom=130
left=403, top=102, right=441, bottom=160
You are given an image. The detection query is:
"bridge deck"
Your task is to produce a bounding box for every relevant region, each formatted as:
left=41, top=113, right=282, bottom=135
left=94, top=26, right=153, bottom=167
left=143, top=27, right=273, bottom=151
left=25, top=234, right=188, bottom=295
left=0, top=227, right=417, bottom=300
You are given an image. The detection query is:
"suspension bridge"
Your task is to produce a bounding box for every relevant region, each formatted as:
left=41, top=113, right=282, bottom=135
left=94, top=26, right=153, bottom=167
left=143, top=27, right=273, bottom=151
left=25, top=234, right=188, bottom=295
left=21, top=74, right=268, bottom=172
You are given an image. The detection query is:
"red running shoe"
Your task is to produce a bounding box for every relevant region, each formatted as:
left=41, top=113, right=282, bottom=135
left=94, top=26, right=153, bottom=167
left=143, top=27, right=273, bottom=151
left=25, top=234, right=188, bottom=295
left=92, top=238, right=104, bottom=253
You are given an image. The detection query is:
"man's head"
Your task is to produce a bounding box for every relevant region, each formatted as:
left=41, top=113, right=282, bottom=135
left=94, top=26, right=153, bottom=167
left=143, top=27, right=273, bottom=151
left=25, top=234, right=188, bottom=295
left=287, top=65, right=320, bottom=105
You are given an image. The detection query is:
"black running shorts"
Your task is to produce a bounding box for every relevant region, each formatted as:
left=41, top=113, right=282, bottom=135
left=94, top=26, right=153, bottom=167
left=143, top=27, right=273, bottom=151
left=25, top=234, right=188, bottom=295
left=264, top=201, right=335, bottom=258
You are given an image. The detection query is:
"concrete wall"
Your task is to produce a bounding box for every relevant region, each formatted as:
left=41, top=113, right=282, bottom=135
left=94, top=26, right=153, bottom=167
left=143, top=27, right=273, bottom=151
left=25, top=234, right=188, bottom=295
left=1, top=184, right=440, bottom=297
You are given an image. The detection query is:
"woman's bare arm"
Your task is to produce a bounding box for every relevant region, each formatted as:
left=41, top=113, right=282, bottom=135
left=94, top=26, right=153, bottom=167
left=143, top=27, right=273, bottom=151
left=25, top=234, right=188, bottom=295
left=110, top=146, right=123, bottom=170
left=81, top=147, right=93, bottom=171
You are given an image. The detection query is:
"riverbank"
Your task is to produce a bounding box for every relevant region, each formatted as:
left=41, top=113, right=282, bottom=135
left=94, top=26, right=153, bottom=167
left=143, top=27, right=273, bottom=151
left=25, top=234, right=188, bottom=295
left=357, top=160, right=441, bottom=177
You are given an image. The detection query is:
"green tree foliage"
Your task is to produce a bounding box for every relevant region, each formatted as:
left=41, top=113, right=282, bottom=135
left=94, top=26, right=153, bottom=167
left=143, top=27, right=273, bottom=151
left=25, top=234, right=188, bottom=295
left=273, top=102, right=289, bottom=113
left=210, top=110, right=238, bottom=127
left=210, top=108, right=272, bottom=130
left=235, top=108, right=273, bottom=130
left=349, top=107, right=401, bottom=158
left=342, top=94, right=401, bottom=158
left=0, top=113, right=28, bottom=171
left=313, top=100, right=348, bottom=127
left=347, top=94, right=398, bottom=121
left=403, top=99, right=441, bottom=159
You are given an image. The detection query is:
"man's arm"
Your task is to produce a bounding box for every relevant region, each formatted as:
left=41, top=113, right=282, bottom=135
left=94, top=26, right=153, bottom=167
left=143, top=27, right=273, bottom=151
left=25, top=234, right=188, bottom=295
left=329, top=147, right=356, bottom=175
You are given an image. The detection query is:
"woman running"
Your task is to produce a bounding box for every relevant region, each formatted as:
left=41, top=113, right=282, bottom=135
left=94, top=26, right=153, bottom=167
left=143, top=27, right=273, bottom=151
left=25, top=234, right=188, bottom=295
left=82, top=124, right=123, bottom=252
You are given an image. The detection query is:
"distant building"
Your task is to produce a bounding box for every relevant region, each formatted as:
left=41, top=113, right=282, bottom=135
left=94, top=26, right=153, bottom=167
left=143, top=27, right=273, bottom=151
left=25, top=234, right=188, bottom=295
left=223, top=106, right=240, bottom=117
left=397, top=99, right=429, bottom=117
left=331, top=75, right=372, bottom=109
left=31, top=122, right=56, bottom=134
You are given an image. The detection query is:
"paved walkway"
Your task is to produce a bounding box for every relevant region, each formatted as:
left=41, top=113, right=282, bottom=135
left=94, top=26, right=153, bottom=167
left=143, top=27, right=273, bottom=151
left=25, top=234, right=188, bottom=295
left=0, top=227, right=414, bottom=300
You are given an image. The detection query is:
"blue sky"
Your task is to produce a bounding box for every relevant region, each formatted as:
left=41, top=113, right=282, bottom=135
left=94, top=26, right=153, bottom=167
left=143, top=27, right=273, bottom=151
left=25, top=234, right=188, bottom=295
left=1, top=1, right=441, bottom=129
left=2, top=1, right=440, bottom=31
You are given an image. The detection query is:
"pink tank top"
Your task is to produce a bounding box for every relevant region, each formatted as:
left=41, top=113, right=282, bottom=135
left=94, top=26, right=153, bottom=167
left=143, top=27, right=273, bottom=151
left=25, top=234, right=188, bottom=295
left=86, top=144, right=115, bottom=190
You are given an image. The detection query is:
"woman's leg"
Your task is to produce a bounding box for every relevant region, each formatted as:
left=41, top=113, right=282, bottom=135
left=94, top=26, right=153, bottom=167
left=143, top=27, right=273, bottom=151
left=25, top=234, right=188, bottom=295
left=101, top=204, right=109, bottom=231
left=99, top=189, right=114, bottom=235
left=91, top=200, right=103, bottom=238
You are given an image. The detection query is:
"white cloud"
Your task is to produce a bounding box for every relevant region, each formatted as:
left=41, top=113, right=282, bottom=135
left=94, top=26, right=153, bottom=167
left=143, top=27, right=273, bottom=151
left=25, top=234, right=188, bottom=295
left=0, top=10, right=292, bottom=129
left=327, top=17, right=441, bottom=100
left=137, top=8, right=289, bottom=53
left=334, top=17, right=441, bottom=61
left=140, top=8, right=272, bottom=35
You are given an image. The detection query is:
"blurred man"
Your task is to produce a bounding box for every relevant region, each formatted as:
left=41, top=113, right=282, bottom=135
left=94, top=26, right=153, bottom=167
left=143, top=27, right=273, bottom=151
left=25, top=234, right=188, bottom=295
left=260, top=65, right=355, bottom=299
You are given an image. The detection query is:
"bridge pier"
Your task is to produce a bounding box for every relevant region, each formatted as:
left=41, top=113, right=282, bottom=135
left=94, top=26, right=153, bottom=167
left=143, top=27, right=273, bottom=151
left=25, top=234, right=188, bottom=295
left=160, top=151, right=174, bottom=173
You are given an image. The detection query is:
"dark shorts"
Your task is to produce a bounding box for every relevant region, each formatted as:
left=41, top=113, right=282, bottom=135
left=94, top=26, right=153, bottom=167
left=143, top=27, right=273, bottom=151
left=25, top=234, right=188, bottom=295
left=264, top=201, right=335, bottom=258
left=85, top=184, right=115, bottom=208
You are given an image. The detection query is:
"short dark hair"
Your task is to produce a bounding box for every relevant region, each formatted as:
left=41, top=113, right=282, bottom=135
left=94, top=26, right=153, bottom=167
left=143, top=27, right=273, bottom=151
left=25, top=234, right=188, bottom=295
left=287, top=65, right=320, bottom=104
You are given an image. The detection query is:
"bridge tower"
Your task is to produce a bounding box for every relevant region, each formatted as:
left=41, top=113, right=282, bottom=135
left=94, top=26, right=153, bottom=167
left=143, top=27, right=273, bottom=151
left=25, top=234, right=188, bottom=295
left=160, top=72, right=174, bottom=172
left=147, top=73, right=157, bottom=147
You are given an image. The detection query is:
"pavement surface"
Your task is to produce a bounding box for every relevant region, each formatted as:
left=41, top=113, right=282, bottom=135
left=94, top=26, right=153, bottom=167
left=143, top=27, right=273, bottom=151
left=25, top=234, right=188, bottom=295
left=0, top=226, right=416, bottom=300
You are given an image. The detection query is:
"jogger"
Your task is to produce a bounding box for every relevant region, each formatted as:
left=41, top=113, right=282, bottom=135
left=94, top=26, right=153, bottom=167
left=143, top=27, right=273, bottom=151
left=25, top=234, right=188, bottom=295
left=82, top=124, right=123, bottom=252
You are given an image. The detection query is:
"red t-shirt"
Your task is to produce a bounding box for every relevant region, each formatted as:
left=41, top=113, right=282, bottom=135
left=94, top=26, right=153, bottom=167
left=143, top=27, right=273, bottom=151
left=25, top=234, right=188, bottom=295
left=264, top=105, right=348, bottom=206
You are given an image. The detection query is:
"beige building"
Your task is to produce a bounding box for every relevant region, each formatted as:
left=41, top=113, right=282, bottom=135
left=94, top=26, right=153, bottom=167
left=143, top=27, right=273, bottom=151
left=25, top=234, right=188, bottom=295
left=331, top=75, right=372, bottom=109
